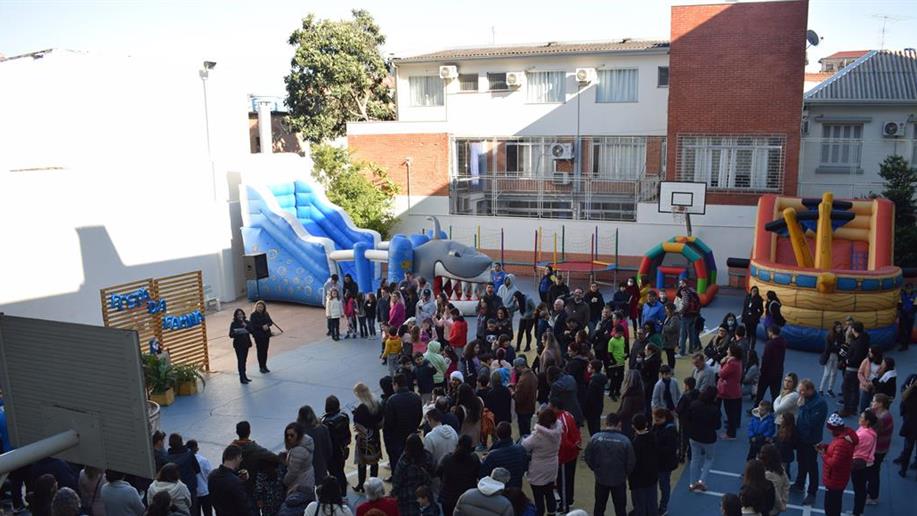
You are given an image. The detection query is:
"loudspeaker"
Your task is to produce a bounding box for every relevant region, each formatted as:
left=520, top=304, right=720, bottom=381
left=243, top=253, right=269, bottom=281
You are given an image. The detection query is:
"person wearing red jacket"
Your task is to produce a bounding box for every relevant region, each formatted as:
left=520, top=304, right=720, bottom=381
left=819, top=413, right=859, bottom=516
left=447, top=308, right=468, bottom=355
left=718, top=344, right=744, bottom=439
left=551, top=400, right=582, bottom=514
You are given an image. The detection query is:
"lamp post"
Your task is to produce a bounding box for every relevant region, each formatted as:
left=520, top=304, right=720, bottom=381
left=199, top=61, right=217, bottom=200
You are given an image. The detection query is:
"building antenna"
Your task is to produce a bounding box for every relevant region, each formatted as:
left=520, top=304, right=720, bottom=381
left=491, top=26, right=496, bottom=45
left=872, top=14, right=909, bottom=49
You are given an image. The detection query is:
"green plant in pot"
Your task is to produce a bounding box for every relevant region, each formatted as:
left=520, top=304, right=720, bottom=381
left=143, top=353, right=177, bottom=406
left=174, top=363, right=206, bottom=396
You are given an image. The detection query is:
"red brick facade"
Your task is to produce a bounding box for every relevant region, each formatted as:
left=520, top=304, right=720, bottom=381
left=667, top=0, right=808, bottom=205
left=347, top=133, right=450, bottom=196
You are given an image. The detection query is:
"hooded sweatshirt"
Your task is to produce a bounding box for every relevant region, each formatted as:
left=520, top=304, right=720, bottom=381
left=424, top=341, right=449, bottom=383
left=521, top=422, right=563, bottom=485
left=453, top=477, right=514, bottom=516
left=497, top=277, right=518, bottom=311
left=146, top=481, right=191, bottom=514
left=423, top=423, right=459, bottom=466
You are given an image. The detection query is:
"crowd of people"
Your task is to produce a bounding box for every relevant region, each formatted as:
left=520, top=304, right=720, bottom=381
left=3, top=266, right=915, bottom=516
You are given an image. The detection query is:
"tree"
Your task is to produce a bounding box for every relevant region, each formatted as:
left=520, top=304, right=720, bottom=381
left=311, top=143, right=399, bottom=238
left=878, top=154, right=917, bottom=267
left=285, top=10, right=394, bottom=143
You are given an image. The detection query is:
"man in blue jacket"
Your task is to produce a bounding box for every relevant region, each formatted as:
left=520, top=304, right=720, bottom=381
left=480, top=422, right=529, bottom=488
left=791, top=379, right=828, bottom=506
left=585, top=413, right=636, bottom=516
left=641, top=291, right=666, bottom=334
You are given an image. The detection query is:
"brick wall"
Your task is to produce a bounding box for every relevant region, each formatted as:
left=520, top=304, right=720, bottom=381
left=347, top=133, right=450, bottom=196
left=668, top=0, right=808, bottom=205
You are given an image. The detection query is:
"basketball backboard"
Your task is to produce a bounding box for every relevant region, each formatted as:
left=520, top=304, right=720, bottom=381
left=658, top=181, right=707, bottom=215
left=0, top=315, right=155, bottom=478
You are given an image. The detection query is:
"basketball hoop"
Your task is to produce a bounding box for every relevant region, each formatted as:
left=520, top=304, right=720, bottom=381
left=672, top=205, right=687, bottom=223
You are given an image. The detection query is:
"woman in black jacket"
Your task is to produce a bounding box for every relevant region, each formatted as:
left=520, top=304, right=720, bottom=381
left=321, top=395, right=351, bottom=496
left=436, top=435, right=480, bottom=516
left=653, top=408, right=680, bottom=516
left=742, top=286, right=764, bottom=351
left=686, top=386, right=720, bottom=492
left=250, top=300, right=274, bottom=374
left=229, top=309, right=253, bottom=384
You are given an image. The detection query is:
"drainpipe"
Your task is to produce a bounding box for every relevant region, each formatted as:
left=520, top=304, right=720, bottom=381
left=403, top=157, right=413, bottom=214
left=257, top=99, right=273, bottom=153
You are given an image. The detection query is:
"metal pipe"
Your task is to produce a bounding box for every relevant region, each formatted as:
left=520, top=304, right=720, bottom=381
left=257, top=100, right=273, bottom=154
left=0, top=430, right=80, bottom=475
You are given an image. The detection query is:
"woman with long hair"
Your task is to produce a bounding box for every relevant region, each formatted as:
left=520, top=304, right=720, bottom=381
left=777, top=412, right=798, bottom=482
left=758, top=444, right=789, bottom=515
left=820, top=322, right=844, bottom=396
left=283, top=422, right=315, bottom=496
left=740, top=459, right=776, bottom=516
left=145, top=491, right=178, bottom=516
left=303, top=477, right=352, bottom=516
left=617, top=369, right=645, bottom=438
left=250, top=300, right=275, bottom=374
left=538, top=333, right=563, bottom=372
left=388, top=291, right=406, bottom=329
left=436, top=434, right=481, bottom=516
left=391, top=434, right=434, bottom=516
left=455, top=383, right=484, bottom=445
left=717, top=343, right=744, bottom=439
left=773, top=373, right=800, bottom=426
left=229, top=308, right=253, bottom=384
left=763, top=291, right=784, bottom=330
left=742, top=286, right=765, bottom=351
left=687, top=386, right=720, bottom=493
left=857, top=346, right=886, bottom=414
left=495, top=306, right=513, bottom=340
left=146, top=464, right=191, bottom=515
left=351, top=383, right=383, bottom=492
left=521, top=408, right=562, bottom=516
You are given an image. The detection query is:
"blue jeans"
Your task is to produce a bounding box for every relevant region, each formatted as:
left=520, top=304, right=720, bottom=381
left=859, top=389, right=874, bottom=414
left=630, top=485, right=658, bottom=516
left=658, top=470, right=672, bottom=511
left=679, top=315, right=700, bottom=355
left=690, top=439, right=716, bottom=485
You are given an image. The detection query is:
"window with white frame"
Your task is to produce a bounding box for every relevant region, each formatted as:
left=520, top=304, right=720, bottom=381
left=591, top=138, right=646, bottom=179
left=678, top=135, right=785, bottom=191
left=458, top=74, right=478, bottom=92
left=819, top=124, right=863, bottom=170
left=526, top=71, right=565, bottom=103
left=505, top=142, right=536, bottom=177
left=409, top=76, right=444, bottom=106
left=596, top=69, right=638, bottom=102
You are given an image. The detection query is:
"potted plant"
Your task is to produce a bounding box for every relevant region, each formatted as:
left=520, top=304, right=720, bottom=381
left=174, top=363, right=206, bottom=396
left=143, top=353, right=177, bottom=406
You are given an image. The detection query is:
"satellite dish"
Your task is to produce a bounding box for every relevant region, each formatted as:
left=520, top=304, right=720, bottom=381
left=806, top=30, right=821, bottom=47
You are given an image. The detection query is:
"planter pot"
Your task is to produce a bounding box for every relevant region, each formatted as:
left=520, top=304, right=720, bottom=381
left=176, top=380, right=198, bottom=396
left=148, top=401, right=161, bottom=434
left=150, top=388, right=175, bottom=406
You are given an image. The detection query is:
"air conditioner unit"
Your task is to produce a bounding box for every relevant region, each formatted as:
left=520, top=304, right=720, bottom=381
left=882, top=121, right=906, bottom=137
left=505, top=71, right=524, bottom=88
left=550, top=143, right=574, bottom=160
left=575, top=67, right=596, bottom=84
left=439, top=65, right=458, bottom=80
left=553, top=172, right=572, bottom=185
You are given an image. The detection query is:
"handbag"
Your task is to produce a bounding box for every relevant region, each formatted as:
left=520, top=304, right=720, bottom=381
left=354, top=424, right=381, bottom=464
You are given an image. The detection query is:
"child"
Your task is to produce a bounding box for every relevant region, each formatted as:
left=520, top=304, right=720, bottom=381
left=652, top=364, right=681, bottom=412
left=607, top=325, right=627, bottom=401
left=399, top=355, right=416, bottom=391
left=356, top=292, right=368, bottom=338
left=743, top=349, right=761, bottom=400
left=343, top=291, right=357, bottom=339
left=325, top=289, right=343, bottom=341
left=254, top=461, right=285, bottom=516
left=420, top=318, right=434, bottom=350
left=652, top=408, right=679, bottom=516
left=496, top=335, right=517, bottom=364
left=747, top=399, right=776, bottom=460
left=364, top=292, right=377, bottom=337
left=414, top=353, right=435, bottom=404
left=382, top=326, right=402, bottom=378
left=416, top=485, right=441, bottom=516
left=493, top=348, right=512, bottom=386
left=777, top=412, right=798, bottom=481
left=675, top=376, right=698, bottom=463
left=584, top=359, right=608, bottom=436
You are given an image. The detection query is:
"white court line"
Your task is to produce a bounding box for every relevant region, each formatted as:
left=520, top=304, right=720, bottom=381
left=694, top=488, right=825, bottom=515
left=709, top=470, right=854, bottom=496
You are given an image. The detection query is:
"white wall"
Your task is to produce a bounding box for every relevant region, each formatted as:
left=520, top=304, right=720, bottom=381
left=394, top=52, right=669, bottom=136
left=389, top=194, right=756, bottom=282
left=0, top=50, right=253, bottom=325
left=800, top=104, right=917, bottom=198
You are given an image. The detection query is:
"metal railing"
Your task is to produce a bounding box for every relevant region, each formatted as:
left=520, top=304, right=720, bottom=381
left=449, top=174, right=659, bottom=221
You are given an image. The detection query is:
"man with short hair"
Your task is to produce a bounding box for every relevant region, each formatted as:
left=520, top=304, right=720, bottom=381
left=383, top=373, right=423, bottom=468
left=840, top=321, right=869, bottom=417
left=480, top=422, right=529, bottom=489
left=187, top=440, right=213, bottom=516
left=792, top=379, right=828, bottom=506
left=565, top=289, right=590, bottom=329
left=481, top=284, right=503, bottom=320
left=676, top=279, right=701, bottom=355
left=585, top=283, right=606, bottom=333
left=423, top=408, right=458, bottom=467
left=691, top=353, right=716, bottom=393
left=229, top=421, right=280, bottom=505
left=585, top=413, right=636, bottom=516
left=512, top=358, right=537, bottom=436
left=167, top=433, right=201, bottom=506
left=755, top=325, right=788, bottom=406
left=551, top=298, right=568, bottom=342
left=641, top=291, right=666, bottom=334
left=454, top=467, right=514, bottom=516
left=101, top=470, right=145, bottom=516
left=208, top=445, right=250, bottom=516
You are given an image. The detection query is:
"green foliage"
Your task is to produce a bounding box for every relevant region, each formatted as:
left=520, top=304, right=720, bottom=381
left=311, top=143, right=399, bottom=238
left=878, top=155, right=917, bottom=267
left=285, top=9, right=395, bottom=143
left=142, top=354, right=176, bottom=394
left=173, top=363, right=206, bottom=390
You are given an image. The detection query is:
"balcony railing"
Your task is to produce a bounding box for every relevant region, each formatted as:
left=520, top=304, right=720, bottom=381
left=449, top=174, right=660, bottom=221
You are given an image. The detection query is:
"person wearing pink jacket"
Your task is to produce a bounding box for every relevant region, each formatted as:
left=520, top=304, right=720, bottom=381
left=718, top=343, right=744, bottom=439
left=850, top=410, right=878, bottom=516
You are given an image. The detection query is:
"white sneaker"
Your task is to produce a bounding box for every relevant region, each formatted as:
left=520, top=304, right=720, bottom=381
left=675, top=353, right=683, bottom=359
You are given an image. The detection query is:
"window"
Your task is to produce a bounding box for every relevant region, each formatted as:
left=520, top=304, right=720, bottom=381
left=487, top=73, right=508, bottom=91
left=819, top=124, right=863, bottom=170
left=505, top=142, right=535, bottom=177
left=591, top=138, right=646, bottom=179
left=596, top=69, right=638, bottom=102
left=657, top=67, right=669, bottom=88
left=408, top=76, right=444, bottom=106
left=458, top=74, right=478, bottom=92
left=526, top=71, right=565, bottom=103
left=678, top=135, right=785, bottom=191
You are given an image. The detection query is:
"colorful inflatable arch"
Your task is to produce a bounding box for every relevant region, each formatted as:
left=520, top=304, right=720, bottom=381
left=748, top=193, right=902, bottom=351
left=638, top=236, right=719, bottom=306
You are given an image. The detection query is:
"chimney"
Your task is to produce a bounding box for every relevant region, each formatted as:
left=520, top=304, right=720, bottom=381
left=257, top=99, right=273, bottom=154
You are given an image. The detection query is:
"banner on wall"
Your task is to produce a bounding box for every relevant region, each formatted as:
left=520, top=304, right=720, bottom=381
left=100, top=271, right=210, bottom=370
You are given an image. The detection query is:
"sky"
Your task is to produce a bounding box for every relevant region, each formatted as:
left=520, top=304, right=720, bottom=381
left=1, top=0, right=915, bottom=95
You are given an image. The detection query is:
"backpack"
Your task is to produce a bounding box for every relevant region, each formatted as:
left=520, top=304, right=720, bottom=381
left=682, top=289, right=701, bottom=315
left=557, top=411, right=580, bottom=464
left=480, top=407, right=496, bottom=439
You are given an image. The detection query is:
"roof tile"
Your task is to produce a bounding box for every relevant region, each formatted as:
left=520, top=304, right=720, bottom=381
left=805, top=50, right=917, bottom=103
left=395, top=40, right=669, bottom=63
